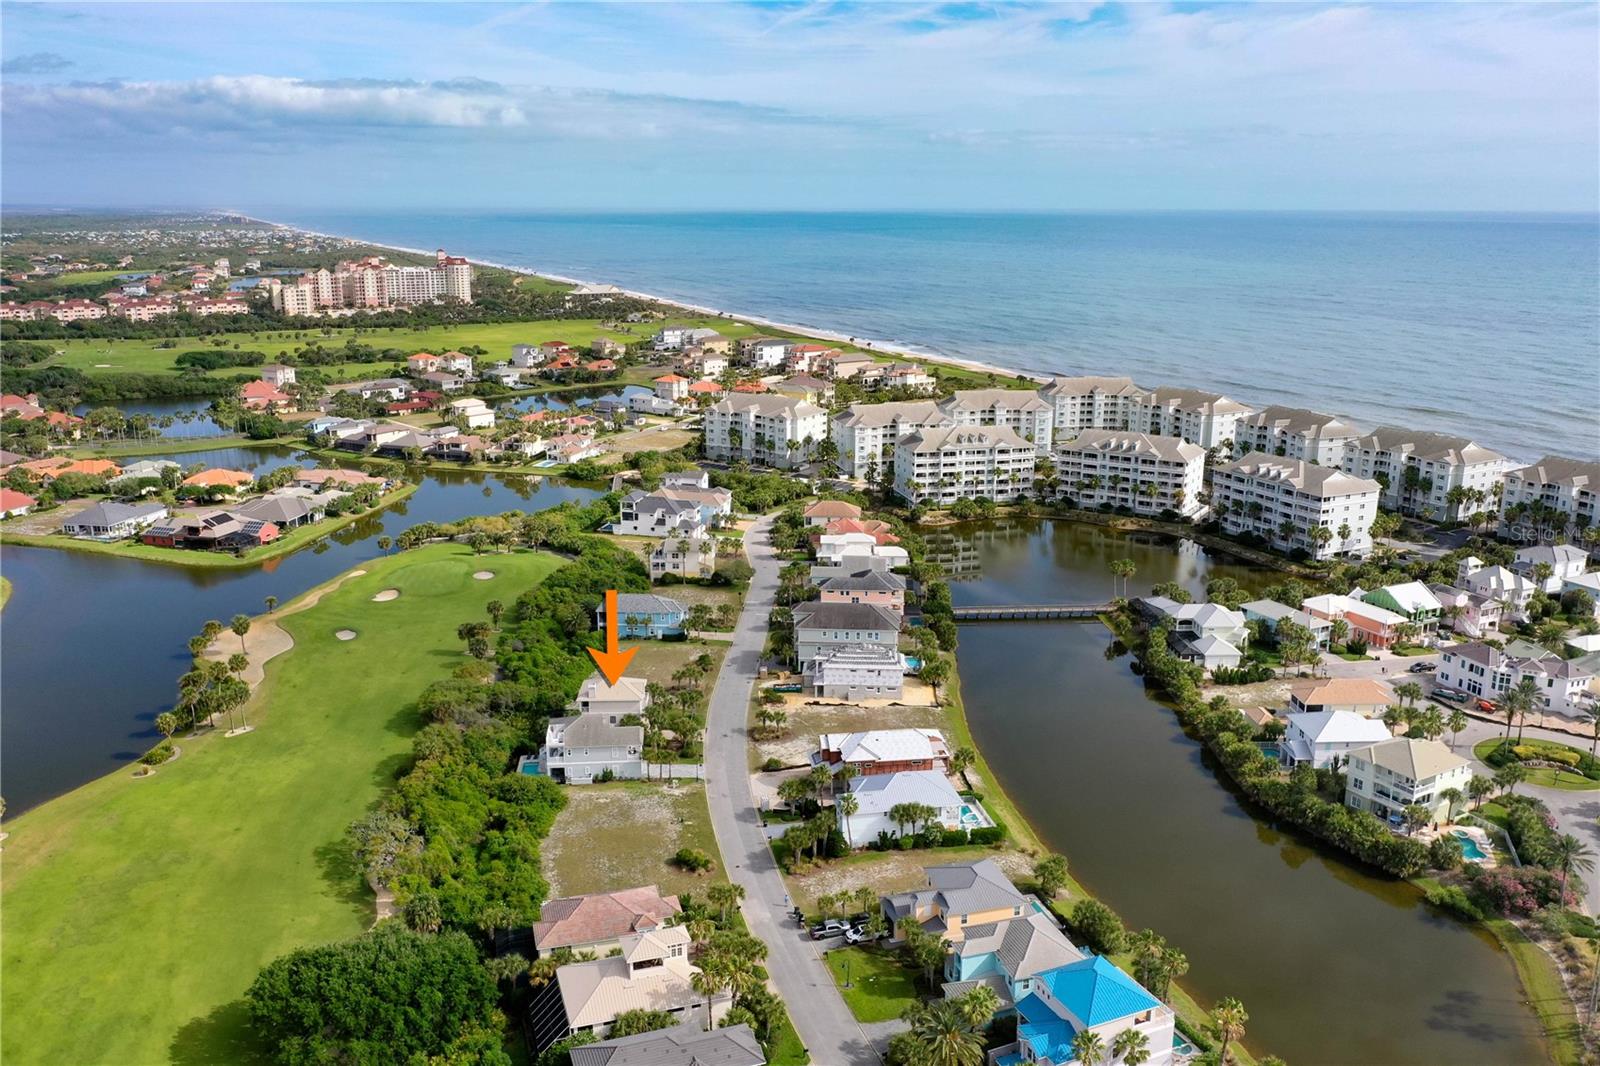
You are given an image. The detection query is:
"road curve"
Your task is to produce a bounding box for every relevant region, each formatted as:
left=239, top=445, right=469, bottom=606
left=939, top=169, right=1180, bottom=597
left=703, top=513, right=883, bottom=1065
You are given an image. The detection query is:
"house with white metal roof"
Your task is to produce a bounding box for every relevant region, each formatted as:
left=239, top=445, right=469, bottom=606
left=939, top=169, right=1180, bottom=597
left=840, top=770, right=963, bottom=848
left=1279, top=710, right=1393, bottom=770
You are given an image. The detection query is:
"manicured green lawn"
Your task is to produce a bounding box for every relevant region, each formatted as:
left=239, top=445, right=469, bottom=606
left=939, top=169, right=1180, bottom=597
left=1471, top=737, right=1600, bottom=791
left=1, top=544, right=562, bottom=1066
left=824, top=946, right=921, bottom=1023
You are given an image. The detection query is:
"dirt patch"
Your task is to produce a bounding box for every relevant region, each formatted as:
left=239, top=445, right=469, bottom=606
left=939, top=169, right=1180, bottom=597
left=473, top=571, right=495, bottom=580
left=543, top=782, right=718, bottom=899
left=784, top=848, right=1035, bottom=914
left=371, top=589, right=400, bottom=602
left=4, top=498, right=97, bottom=536
left=335, top=629, right=357, bottom=641
left=754, top=701, right=946, bottom=767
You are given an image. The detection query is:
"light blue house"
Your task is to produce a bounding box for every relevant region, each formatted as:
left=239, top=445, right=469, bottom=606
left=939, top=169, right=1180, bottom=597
left=941, top=910, right=1084, bottom=1013
left=990, top=956, right=1176, bottom=1066
left=599, top=592, right=688, bottom=639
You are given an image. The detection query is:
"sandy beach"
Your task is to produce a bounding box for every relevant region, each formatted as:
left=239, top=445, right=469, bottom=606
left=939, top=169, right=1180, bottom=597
left=241, top=213, right=1049, bottom=386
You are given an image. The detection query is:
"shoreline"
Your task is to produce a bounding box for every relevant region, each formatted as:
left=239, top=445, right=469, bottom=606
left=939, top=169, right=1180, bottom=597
left=239, top=212, right=1050, bottom=387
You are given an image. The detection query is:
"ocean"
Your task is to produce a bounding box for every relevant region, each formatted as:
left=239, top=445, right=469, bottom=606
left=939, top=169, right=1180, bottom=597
left=258, top=210, right=1599, bottom=461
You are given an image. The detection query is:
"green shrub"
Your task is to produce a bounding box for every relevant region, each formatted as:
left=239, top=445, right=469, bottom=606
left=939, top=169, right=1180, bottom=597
left=1423, top=884, right=1484, bottom=922
left=1068, top=898, right=1126, bottom=955
left=139, top=741, right=174, bottom=766
left=674, top=847, right=714, bottom=872
left=968, top=826, right=1005, bottom=845
left=939, top=828, right=970, bottom=847
left=762, top=757, right=784, bottom=772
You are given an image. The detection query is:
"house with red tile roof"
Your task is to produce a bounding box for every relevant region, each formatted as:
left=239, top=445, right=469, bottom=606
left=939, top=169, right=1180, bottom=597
left=0, top=488, right=37, bottom=518
left=731, top=381, right=769, bottom=394
left=182, top=468, right=255, bottom=492
left=239, top=379, right=293, bottom=411
left=16, top=457, right=122, bottom=481
left=531, top=885, right=682, bottom=955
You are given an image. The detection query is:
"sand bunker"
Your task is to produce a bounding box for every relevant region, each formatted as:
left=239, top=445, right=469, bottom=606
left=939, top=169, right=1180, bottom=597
left=335, top=629, right=358, bottom=641
left=371, top=589, right=400, bottom=602
left=473, top=571, right=495, bottom=580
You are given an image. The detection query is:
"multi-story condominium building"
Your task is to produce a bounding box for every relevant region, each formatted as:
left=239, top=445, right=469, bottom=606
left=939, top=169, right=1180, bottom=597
left=703, top=394, right=827, bottom=468
left=267, top=252, right=472, bottom=314
left=1499, top=455, right=1600, bottom=546
left=829, top=400, right=950, bottom=478
left=108, top=297, right=178, bottom=321
left=1234, top=406, right=1362, bottom=466
left=1054, top=430, right=1205, bottom=519
left=894, top=425, right=1036, bottom=506
left=937, top=388, right=1054, bottom=448
left=1037, top=375, right=1140, bottom=437
left=1344, top=738, right=1471, bottom=825
left=1340, top=427, right=1510, bottom=522
left=1211, top=452, right=1380, bottom=559
left=1436, top=641, right=1595, bottom=716
left=1130, top=386, right=1252, bottom=449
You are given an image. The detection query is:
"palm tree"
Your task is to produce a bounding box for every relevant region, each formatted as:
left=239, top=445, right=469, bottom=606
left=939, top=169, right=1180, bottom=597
left=1467, top=774, right=1494, bottom=810
left=1439, top=787, right=1465, bottom=824
left=903, top=999, right=985, bottom=1066
left=1494, top=762, right=1527, bottom=796
left=230, top=613, right=251, bottom=655
left=263, top=595, right=278, bottom=613
left=1550, top=834, right=1595, bottom=898
left=1448, top=708, right=1468, bottom=751
left=955, top=982, right=1000, bottom=1029
left=949, top=746, right=975, bottom=790
left=837, top=793, right=859, bottom=849
left=1211, top=997, right=1249, bottom=1065
left=690, top=962, right=729, bottom=1032
left=1586, top=706, right=1600, bottom=757
left=1112, top=1027, right=1151, bottom=1066
left=1072, top=1029, right=1107, bottom=1066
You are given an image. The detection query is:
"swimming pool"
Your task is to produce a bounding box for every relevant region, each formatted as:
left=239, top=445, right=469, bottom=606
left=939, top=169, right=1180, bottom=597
left=1260, top=745, right=1281, bottom=762
left=1452, top=830, right=1488, bottom=861
left=959, top=804, right=986, bottom=829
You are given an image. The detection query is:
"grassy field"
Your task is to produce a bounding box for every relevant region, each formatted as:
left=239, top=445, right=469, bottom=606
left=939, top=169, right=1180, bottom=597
left=621, top=638, right=730, bottom=687
left=1471, top=737, right=1600, bottom=791
left=824, top=946, right=921, bottom=1023
left=541, top=780, right=726, bottom=901
left=0, top=482, right=419, bottom=570
left=0, top=544, right=562, bottom=1066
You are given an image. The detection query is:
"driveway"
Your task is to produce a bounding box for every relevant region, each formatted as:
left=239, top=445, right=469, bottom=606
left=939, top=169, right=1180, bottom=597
left=703, top=513, right=885, bottom=1065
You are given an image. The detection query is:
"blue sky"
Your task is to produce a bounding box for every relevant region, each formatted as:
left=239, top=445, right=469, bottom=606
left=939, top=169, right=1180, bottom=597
left=2, top=1, right=1595, bottom=211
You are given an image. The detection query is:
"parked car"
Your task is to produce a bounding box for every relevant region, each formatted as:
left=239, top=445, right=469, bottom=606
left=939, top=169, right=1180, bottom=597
left=1408, top=662, right=1437, bottom=673
left=845, top=922, right=884, bottom=945
left=809, top=919, right=851, bottom=940
left=1477, top=699, right=1498, bottom=713
left=1433, top=689, right=1469, bottom=704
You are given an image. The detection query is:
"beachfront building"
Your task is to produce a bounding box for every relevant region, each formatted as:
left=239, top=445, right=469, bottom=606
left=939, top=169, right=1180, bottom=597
left=1234, top=406, right=1362, bottom=466
left=531, top=885, right=681, bottom=957
left=839, top=770, right=963, bottom=846
left=1436, top=642, right=1594, bottom=716
left=792, top=600, right=902, bottom=669
left=1211, top=453, right=1381, bottom=559
left=1053, top=430, right=1205, bottom=519
left=1279, top=710, right=1393, bottom=770
left=703, top=394, right=827, bottom=469
left=829, top=400, right=951, bottom=479
left=815, top=728, right=949, bottom=776
left=1344, top=738, right=1471, bottom=826
left=893, top=425, right=1036, bottom=506
left=1130, top=386, right=1252, bottom=449
left=739, top=337, right=791, bottom=368
left=1037, top=375, right=1141, bottom=438
left=937, top=388, right=1055, bottom=448
left=1340, top=427, right=1511, bottom=522
left=1499, top=455, right=1600, bottom=547
left=802, top=644, right=906, bottom=700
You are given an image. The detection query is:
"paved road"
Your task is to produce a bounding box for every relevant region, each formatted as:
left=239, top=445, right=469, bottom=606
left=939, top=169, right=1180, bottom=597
left=703, top=513, right=883, bottom=1065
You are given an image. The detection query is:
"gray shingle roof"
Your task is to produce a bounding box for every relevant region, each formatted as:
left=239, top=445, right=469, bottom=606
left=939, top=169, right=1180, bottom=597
left=568, top=1022, right=765, bottom=1066
left=792, top=600, right=902, bottom=632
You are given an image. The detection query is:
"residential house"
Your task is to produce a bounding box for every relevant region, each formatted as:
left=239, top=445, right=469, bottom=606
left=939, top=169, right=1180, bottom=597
left=539, top=711, right=645, bottom=784
left=784, top=344, right=836, bottom=374
left=803, top=499, right=862, bottom=526
left=1359, top=581, right=1442, bottom=638
left=438, top=351, right=474, bottom=375
left=1341, top=427, right=1511, bottom=522
left=567, top=1022, right=765, bottom=1066
left=446, top=396, right=496, bottom=429
left=773, top=374, right=834, bottom=406
left=1054, top=431, right=1206, bottom=519
left=894, top=425, right=1036, bottom=506
left=739, top=337, right=790, bottom=368
left=939, top=388, right=1054, bottom=449
left=1512, top=544, right=1591, bottom=593
left=1131, top=386, right=1252, bottom=449
left=941, top=907, right=1084, bottom=1016
left=1344, top=738, right=1472, bottom=825
left=510, top=344, right=545, bottom=368
left=420, top=370, right=467, bottom=393
left=1211, top=453, right=1381, bottom=559
left=616, top=491, right=709, bottom=539
left=1427, top=584, right=1504, bottom=639
left=239, top=379, right=293, bottom=411
left=234, top=494, right=320, bottom=530
left=840, top=770, right=963, bottom=846
left=1234, top=406, right=1361, bottom=466
left=991, top=957, right=1176, bottom=1066
left=817, top=569, right=907, bottom=610
left=406, top=352, right=443, bottom=375
left=881, top=859, right=1031, bottom=945
left=653, top=374, right=690, bottom=402
left=820, top=351, right=876, bottom=380
left=1286, top=678, right=1396, bottom=717
left=815, top=728, right=949, bottom=775
left=1436, top=642, right=1594, bottom=717
left=819, top=517, right=901, bottom=546
left=292, top=467, right=388, bottom=491
left=1240, top=599, right=1332, bottom=648
left=110, top=459, right=180, bottom=489
left=1455, top=556, right=1538, bottom=621
left=528, top=926, right=727, bottom=1052
left=355, top=378, right=411, bottom=402
left=260, top=362, right=296, bottom=390
left=803, top=644, right=906, bottom=700
left=1279, top=711, right=1393, bottom=770
left=1499, top=455, right=1600, bottom=546
left=60, top=501, right=170, bottom=540
left=1136, top=597, right=1250, bottom=671
left=548, top=434, right=607, bottom=463
left=1563, top=572, right=1600, bottom=620
left=599, top=592, right=687, bottom=638
left=830, top=400, right=950, bottom=478
left=181, top=468, right=256, bottom=494
left=0, top=489, right=37, bottom=518
left=876, top=363, right=937, bottom=393
left=649, top=536, right=716, bottom=580
left=142, top=510, right=280, bottom=551
left=703, top=394, right=827, bottom=469
left=531, top=877, right=681, bottom=953
left=591, top=337, right=626, bottom=358
left=792, top=600, right=902, bottom=669
left=1300, top=593, right=1406, bottom=649
left=680, top=350, right=729, bottom=379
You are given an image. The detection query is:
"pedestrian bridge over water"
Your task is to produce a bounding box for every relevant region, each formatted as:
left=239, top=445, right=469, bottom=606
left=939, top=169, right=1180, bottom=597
left=951, top=602, right=1113, bottom=622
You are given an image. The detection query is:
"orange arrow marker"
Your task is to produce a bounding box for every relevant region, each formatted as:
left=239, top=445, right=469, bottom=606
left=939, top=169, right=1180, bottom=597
left=587, top=589, right=638, bottom=685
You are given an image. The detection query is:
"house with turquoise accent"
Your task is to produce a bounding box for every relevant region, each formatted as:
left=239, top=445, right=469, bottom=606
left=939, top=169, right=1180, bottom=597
left=597, top=593, right=688, bottom=639
left=941, top=909, right=1084, bottom=1013
left=990, top=956, right=1176, bottom=1066
left=1357, top=581, right=1442, bottom=638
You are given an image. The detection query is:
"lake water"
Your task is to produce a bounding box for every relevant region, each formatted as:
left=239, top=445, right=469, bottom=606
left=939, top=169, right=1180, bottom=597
left=0, top=447, right=602, bottom=812
left=264, top=209, right=1600, bottom=462
left=71, top=398, right=231, bottom=439
left=949, top=519, right=1544, bottom=1064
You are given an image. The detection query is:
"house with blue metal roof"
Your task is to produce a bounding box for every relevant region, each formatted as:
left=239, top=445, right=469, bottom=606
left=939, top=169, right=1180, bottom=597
left=598, top=593, right=688, bottom=639
left=988, top=956, right=1175, bottom=1066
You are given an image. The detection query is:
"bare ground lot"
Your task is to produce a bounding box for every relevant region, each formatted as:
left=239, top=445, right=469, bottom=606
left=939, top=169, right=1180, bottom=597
left=752, top=699, right=948, bottom=768
left=542, top=780, right=725, bottom=899
left=782, top=846, right=1036, bottom=916
left=622, top=639, right=729, bottom=687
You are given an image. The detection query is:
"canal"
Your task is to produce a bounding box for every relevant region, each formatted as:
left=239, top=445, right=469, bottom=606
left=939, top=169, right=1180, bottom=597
left=948, top=518, right=1546, bottom=1065
left=0, top=444, right=603, bottom=813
